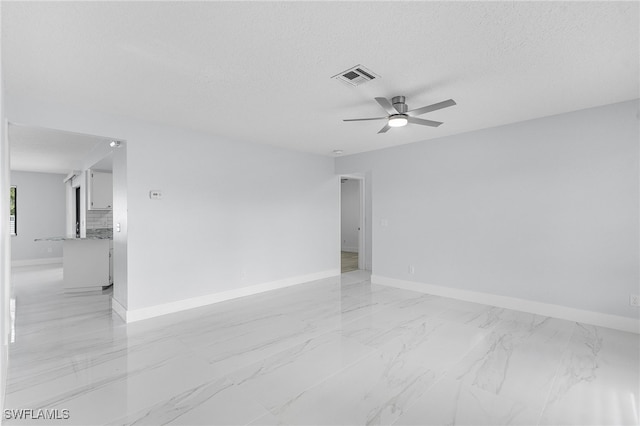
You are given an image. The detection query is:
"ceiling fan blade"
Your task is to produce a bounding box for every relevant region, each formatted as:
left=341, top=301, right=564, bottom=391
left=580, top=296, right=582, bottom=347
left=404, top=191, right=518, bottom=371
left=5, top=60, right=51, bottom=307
left=407, top=116, right=443, bottom=127
left=407, top=99, right=456, bottom=116
left=343, top=117, right=387, bottom=122
left=378, top=123, right=391, bottom=134
left=374, top=97, right=397, bottom=115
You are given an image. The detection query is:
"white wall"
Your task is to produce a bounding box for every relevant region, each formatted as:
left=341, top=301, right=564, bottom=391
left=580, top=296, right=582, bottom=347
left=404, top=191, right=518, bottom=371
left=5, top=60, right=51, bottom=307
left=0, top=29, right=9, bottom=413
left=336, top=100, right=640, bottom=320
left=9, top=171, right=66, bottom=262
left=7, top=95, right=339, bottom=314
left=340, top=178, right=359, bottom=252
left=363, top=172, right=373, bottom=270
left=110, top=142, right=127, bottom=308
left=125, top=128, right=338, bottom=311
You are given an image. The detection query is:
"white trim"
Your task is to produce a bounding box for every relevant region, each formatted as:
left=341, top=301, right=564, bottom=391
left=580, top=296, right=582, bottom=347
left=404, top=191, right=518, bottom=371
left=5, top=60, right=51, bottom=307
left=339, top=173, right=366, bottom=271
left=63, top=170, right=80, bottom=184
left=358, top=177, right=365, bottom=271
left=11, top=257, right=62, bottom=267
left=111, top=297, right=127, bottom=322
left=116, top=269, right=340, bottom=323
left=372, top=275, right=640, bottom=334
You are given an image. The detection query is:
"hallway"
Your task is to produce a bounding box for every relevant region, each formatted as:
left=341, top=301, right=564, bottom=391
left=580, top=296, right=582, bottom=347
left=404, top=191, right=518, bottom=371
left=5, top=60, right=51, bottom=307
left=341, top=251, right=358, bottom=273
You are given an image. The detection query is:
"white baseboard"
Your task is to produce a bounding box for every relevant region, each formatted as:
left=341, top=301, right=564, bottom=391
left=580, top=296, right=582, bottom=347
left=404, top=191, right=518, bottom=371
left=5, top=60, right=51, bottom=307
left=372, top=275, right=640, bottom=334
left=115, top=269, right=340, bottom=323
left=11, top=257, right=62, bottom=267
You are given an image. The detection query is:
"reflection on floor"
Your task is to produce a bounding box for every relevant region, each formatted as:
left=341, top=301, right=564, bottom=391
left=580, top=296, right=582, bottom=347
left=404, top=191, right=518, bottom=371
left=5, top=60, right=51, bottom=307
left=341, top=251, right=358, bottom=273
left=5, top=264, right=640, bottom=425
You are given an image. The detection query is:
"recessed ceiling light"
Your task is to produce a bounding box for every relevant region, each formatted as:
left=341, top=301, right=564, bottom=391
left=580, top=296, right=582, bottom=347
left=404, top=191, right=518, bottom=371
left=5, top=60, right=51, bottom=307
left=388, top=115, right=408, bottom=127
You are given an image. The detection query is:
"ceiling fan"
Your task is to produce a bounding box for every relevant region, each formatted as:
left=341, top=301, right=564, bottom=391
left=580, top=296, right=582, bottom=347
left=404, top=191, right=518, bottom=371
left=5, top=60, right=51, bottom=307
left=343, top=96, right=456, bottom=134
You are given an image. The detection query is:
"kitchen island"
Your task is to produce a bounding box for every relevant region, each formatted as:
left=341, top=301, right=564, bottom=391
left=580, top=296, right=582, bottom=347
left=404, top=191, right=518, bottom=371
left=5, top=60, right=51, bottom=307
left=36, top=231, right=113, bottom=292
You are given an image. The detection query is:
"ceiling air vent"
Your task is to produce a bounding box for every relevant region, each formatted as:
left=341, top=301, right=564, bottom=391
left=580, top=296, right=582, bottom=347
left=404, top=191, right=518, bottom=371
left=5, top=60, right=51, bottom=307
left=332, top=65, right=379, bottom=87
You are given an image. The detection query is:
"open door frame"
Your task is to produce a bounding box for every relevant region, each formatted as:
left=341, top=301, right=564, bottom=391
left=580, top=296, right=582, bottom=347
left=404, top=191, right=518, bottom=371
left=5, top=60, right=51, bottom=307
left=340, top=173, right=366, bottom=271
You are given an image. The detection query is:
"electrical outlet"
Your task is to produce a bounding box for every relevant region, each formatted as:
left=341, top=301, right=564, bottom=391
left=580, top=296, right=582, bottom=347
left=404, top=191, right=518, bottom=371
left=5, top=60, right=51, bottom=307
left=630, top=294, right=640, bottom=307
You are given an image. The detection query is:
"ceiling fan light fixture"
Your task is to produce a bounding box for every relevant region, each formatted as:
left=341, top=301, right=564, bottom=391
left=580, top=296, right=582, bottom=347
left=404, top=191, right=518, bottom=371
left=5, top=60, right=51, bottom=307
left=343, top=96, right=455, bottom=133
left=388, top=115, right=408, bottom=127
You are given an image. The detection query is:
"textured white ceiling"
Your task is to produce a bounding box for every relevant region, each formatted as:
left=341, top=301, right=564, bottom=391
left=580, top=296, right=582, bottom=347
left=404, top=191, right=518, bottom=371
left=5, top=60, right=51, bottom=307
left=9, top=125, right=112, bottom=174
left=3, top=1, right=638, bottom=160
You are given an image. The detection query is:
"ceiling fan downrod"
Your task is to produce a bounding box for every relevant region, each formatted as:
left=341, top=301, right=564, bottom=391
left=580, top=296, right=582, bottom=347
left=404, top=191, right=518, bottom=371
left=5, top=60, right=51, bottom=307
left=391, top=96, right=408, bottom=113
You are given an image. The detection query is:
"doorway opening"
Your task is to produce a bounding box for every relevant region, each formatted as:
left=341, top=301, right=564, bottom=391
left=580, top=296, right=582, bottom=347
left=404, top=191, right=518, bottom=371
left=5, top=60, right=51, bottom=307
left=340, top=175, right=365, bottom=273
left=75, top=187, right=81, bottom=238
left=8, top=123, right=127, bottom=314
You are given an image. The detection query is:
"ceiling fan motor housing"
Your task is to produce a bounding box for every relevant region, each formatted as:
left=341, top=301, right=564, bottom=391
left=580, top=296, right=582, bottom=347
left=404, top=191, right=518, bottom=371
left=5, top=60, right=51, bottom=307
left=391, top=96, right=408, bottom=113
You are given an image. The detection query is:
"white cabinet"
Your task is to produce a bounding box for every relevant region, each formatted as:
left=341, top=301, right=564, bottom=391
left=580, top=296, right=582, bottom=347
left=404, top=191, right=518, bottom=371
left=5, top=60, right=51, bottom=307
left=88, top=170, right=112, bottom=210
left=63, top=239, right=111, bottom=292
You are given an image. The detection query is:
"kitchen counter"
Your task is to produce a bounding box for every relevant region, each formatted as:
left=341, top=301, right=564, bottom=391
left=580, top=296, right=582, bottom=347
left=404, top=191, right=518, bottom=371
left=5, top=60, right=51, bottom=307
left=36, top=229, right=113, bottom=292
left=35, top=236, right=112, bottom=241
left=35, top=228, right=113, bottom=241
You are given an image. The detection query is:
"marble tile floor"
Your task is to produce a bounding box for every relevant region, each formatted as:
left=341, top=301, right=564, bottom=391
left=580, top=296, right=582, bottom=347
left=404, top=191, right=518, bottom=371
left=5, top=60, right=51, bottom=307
left=3, top=264, right=639, bottom=425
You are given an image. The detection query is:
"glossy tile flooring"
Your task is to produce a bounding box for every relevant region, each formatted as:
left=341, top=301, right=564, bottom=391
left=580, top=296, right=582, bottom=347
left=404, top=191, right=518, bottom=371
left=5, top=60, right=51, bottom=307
left=4, top=264, right=639, bottom=425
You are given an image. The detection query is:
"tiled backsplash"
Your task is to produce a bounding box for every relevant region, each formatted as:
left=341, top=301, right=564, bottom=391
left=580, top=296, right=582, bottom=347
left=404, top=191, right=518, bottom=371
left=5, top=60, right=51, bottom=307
left=86, top=210, right=113, bottom=230
left=85, top=228, right=113, bottom=239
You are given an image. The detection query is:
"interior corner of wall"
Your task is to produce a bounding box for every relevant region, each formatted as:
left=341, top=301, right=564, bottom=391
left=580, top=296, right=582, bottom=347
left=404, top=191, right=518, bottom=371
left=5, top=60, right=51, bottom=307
left=111, top=296, right=128, bottom=322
